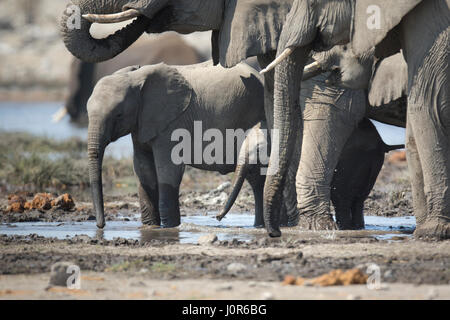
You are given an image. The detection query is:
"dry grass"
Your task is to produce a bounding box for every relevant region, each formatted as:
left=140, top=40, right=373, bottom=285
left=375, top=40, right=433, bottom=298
left=0, top=131, right=134, bottom=191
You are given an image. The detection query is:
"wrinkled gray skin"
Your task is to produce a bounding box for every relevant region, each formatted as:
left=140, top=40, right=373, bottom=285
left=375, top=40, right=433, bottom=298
left=66, top=33, right=202, bottom=123
left=331, top=118, right=404, bottom=230
left=291, top=50, right=407, bottom=231
left=87, top=61, right=269, bottom=229
left=268, top=0, right=450, bottom=239
left=219, top=118, right=404, bottom=230
left=315, top=48, right=408, bottom=128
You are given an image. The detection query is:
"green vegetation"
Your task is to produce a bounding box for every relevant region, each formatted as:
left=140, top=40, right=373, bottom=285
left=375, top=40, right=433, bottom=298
left=0, top=131, right=134, bottom=191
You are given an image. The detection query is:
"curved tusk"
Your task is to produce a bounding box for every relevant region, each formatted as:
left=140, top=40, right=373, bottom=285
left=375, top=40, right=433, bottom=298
left=52, top=107, right=68, bottom=123
left=302, top=61, right=325, bottom=81
left=82, top=9, right=140, bottom=24
left=260, top=48, right=294, bottom=74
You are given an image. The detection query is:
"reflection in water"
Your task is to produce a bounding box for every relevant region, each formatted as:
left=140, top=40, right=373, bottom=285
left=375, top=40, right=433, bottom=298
left=0, top=214, right=416, bottom=244
left=140, top=227, right=180, bottom=243
left=95, top=228, right=105, bottom=240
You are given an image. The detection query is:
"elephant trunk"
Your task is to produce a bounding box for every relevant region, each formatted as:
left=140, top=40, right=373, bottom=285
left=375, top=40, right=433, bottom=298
left=60, top=0, right=150, bottom=63
left=263, top=46, right=310, bottom=237
left=87, top=120, right=107, bottom=228
left=216, top=163, right=249, bottom=222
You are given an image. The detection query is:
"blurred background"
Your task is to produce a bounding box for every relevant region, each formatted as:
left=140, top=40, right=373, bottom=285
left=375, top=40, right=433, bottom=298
left=0, top=0, right=405, bottom=200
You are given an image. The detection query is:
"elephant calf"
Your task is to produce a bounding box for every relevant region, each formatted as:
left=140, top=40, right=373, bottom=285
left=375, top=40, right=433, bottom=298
left=331, top=118, right=404, bottom=230
left=87, top=61, right=267, bottom=229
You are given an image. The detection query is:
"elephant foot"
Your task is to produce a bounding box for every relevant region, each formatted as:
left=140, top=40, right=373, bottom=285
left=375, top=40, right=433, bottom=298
left=414, top=218, right=450, bottom=240
left=267, top=229, right=282, bottom=237
left=297, top=214, right=337, bottom=231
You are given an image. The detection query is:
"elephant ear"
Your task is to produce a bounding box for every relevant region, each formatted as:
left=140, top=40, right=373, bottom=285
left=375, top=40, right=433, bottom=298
left=368, top=52, right=407, bottom=107
left=138, top=64, right=192, bottom=143
left=215, top=0, right=293, bottom=67
left=351, top=0, right=422, bottom=56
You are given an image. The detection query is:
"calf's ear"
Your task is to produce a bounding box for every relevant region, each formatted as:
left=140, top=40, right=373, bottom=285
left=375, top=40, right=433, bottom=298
left=138, top=65, right=192, bottom=143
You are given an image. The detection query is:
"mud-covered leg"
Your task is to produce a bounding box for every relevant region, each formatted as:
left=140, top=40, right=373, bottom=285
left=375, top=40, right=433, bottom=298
left=133, top=144, right=160, bottom=226
left=296, top=115, right=355, bottom=230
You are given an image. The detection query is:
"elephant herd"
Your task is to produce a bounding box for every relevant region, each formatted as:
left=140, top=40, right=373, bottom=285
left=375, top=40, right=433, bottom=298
left=60, top=0, right=449, bottom=240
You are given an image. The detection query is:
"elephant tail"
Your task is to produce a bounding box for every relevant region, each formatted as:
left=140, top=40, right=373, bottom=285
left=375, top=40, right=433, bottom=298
left=216, top=163, right=249, bottom=222
left=384, top=144, right=405, bottom=153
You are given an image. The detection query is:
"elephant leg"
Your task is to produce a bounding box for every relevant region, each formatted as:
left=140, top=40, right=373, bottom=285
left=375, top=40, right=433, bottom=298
left=408, top=97, right=450, bottom=239
left=407, top=26, right=450, bottom=239
left=296, top=114, right=356, bottom=230
left=332, top=197, right=353, bottom=230
left=152, top=148, right=184, bottom=228
left=351, top=199, right=365, bottom=230
left=405, top=120, right=427, bottom=228
left=133, top=146, right=160, bottom=226
left=246, top=170, right=266, bottom=228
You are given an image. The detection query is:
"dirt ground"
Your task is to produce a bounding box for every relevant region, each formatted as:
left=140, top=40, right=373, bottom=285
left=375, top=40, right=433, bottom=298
left=0, top=234, right=449, bottom=300
left=1, top=154, right=450, bottom=300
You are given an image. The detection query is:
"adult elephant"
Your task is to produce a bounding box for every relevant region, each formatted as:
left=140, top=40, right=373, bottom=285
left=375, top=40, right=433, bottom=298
left=60, top=0, right=301, bottom=224
left=61, top=33, right=202, bottom=124
left=60, top=0, right=409, bottom=233
left=262, top=0, right=449, bottom=239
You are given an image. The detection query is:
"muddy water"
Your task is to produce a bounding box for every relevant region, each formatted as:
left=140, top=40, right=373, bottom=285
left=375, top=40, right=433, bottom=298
left=0, top=214, right=415, bottom=244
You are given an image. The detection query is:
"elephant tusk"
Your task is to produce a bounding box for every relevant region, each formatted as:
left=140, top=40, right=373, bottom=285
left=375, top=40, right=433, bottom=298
left=82, top=9, right=141, bottom=24
left=260, top=48, right=294, bottom=74
left=302, top=61, right=325, bottom=81
left=52, top=106, right=68, bottom=123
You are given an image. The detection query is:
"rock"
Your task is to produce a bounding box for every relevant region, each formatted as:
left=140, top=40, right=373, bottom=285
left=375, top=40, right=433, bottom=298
left=48, top=262, right=78, bottom=287
left=347, top=294, right=362, bottom=300
left=32, top=193, right=53, bottom=211
left=198, top=233, right=218, bottom=245
left=227, top=263, right=247, bottom=273
left=51, top=193, right=75, bottom=211
left=6, top=195, right=26, bottom=213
